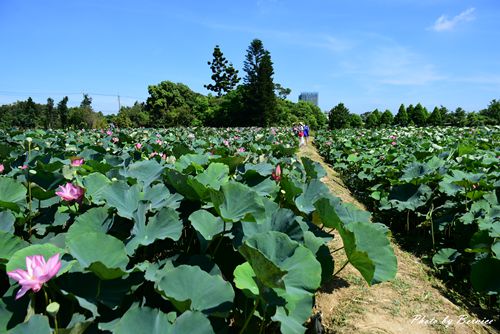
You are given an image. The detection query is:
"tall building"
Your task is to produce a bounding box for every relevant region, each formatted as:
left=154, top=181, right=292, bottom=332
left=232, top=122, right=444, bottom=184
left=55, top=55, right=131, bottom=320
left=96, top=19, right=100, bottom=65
left=298, top=92, right=319, bottom=106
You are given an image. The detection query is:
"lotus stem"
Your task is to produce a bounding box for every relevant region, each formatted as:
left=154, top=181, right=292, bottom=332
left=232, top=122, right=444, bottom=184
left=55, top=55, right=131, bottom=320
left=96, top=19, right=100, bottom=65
left=239, top=298, right=259, bottom=334
left=330, top=246, right=344, bottom=254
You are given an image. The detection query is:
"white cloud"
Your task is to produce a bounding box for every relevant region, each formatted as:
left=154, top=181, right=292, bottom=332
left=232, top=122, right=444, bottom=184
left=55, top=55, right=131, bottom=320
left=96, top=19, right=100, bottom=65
left=431, top=8, right=476, bottom=32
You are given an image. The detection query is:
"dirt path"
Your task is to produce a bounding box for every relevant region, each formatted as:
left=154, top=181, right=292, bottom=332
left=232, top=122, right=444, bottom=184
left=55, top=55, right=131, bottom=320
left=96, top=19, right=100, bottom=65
left=297, top=138, right=497, bottom=334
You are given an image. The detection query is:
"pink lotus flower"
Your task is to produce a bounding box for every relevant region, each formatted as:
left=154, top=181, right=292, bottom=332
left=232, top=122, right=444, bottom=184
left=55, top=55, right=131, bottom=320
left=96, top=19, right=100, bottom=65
left=112, top=137, right=119, bottom=143
left=106, top=130, right=113, bottom=136
left=19, top=165, right=28, bottom=170
left=156, top=139, right=162, bottom=145
left=389, top=135, right=397, bottom=140
left=55, top=183, right=85, bottom=202
left=150, top=152, right=158, bottom=158
left=223, top=140, right=229, bottom=147
left=70, top=158, right=84, bottom=167
left=7, top=254, right=61, bottom=300
left=237, top=147, right=245, bottom=153
left=391, top=141, right=397, bottom=146
left=135, top=143, right=142, bottom=150
left=272, top=165, right=281, bottom=182
left=0, top=164, right=4, bottom=173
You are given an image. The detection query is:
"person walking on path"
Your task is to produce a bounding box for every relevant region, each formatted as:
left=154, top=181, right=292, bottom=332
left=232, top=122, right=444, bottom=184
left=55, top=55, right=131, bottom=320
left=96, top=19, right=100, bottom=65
left=298, top=122, right=305, bottom=147
left=303, top=124, right=310, bottom=144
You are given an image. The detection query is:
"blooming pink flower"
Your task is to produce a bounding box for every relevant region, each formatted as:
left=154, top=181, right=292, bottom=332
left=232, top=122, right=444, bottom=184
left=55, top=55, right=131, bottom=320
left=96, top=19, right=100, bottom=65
left=7, top=254, right=61, bottom=300
left=19, top=165, right=28, bottom=170
left=150, top=152, right=158, bottom=158
left=106, top=130, right=113, bottom=136
left=0, top=164, right=4, bottom=173
left=223, top=140, right=229, bottom=147
left=391, top=141, right=397, bottom=146
left=272, top=165, right=281, bottom=181
left=389, top=135, right=397, bottom=140
left=55, top=183, right=85, bottom=202
left=155, top=139, right=162, bottom=145
left=70, top=158, right=84, bottom=167
left=135, top=143, right=142, bottom=150
left=237, top=147, right=245, bottom=153
left=112, top=137, right=119, bottom=143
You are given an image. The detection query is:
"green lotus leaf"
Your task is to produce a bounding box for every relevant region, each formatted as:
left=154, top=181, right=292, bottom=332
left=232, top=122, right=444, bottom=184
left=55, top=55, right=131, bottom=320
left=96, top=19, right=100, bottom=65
left=295, top=179, right=330, bottom=214
left=193, top=162, right=229, bottom=191
left=432, top=248, right=461, bottom=266
left=0, top=231, right=28, bottom=263
left=121, top=159, right=164, bottom=187
left=233, top=262, right=259, bottom=297
left=0, top=178, right=26, bottom=211
left=101, top=181, right=141, bottom=219
left=315, top=198, right=397, bottom=285
left=301, top=157, right=327, bottom=180
left=82, top=172, right=111, bottom=205
left=0, top=211, right=15, bottom=233
left=126, top=205, right=183, bottom=255
left=143, top=183, right=183, bottom=210
left=211, top=182, right=266, bottom=223
left=8, top=314, right=51, bottom=334
left=66, top=232, right=128, bottom=280
left=156, top=265, right=234, bottom=316
left=172, top=311, right=214, bottom=334
left=67, top=206, right=111, bottom=237
left=189, top=209, right=225, bottom=241
left=98, top=304, right=172, bottom=334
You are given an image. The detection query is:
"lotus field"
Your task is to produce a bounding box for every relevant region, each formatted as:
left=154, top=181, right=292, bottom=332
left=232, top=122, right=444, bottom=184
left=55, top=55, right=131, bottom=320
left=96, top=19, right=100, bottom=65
left=314, top=126, right=500, bottom=301
left=0, top=127, right=397, bottom=333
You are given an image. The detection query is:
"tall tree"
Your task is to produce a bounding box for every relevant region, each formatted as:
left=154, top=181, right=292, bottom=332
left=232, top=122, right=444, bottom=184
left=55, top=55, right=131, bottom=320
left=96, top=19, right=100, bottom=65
left=204, top=45, right=240, bottom=97
left=80, top=94, right=93, bottom=109
left=45, top=97, right=55, bottom=128
left=427, top=106, right=443, bottom=126
left=380, top=110, right=394, bottom=127
left=409, top=103, right=428, bottom=126
left=328, top=103, right=350, bottom=129
left=57, top=96, right=69, bottom=128
left=242, top=39, right=277, bottom=126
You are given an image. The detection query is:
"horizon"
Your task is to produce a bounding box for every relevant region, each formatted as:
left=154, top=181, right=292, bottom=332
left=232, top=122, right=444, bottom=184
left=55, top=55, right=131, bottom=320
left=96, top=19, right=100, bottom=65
left=1, top=0, right=499, bottom=115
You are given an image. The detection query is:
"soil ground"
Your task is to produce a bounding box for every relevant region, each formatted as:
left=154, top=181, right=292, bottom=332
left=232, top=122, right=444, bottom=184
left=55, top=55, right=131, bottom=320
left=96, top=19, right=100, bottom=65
left=297, top=137, right=498, bottom=334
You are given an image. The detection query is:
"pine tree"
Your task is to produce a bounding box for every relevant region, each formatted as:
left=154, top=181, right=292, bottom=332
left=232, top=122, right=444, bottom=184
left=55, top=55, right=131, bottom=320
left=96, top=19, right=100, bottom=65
left=57, top=96, right=69, bottom=128
left=45, top=97, right=55, bottom=128
left=427, top=107, right=443, bottom=126
left=328, top=103, right=350, bottom=129
left=242, top=39, right=277, bottom=126
left=204, top=45, right=240, bottom=97
left=394, top=104, right=409, bottom=126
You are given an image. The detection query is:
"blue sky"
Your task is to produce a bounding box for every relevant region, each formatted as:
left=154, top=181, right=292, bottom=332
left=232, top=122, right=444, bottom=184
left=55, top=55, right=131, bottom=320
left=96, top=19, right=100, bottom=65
left=1, top=0, right=499, bottom=115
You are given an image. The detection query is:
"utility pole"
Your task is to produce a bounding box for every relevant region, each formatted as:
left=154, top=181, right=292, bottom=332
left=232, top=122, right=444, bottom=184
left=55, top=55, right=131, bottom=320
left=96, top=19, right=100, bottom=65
left=117, top=94, right=121, bottom=113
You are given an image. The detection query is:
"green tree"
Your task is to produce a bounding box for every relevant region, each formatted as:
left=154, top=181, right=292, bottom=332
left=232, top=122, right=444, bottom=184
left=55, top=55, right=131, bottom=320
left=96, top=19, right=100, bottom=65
left=394, top=104, right=409, bottom=126
left=274, top=83, right=291, bottom=100
left=204, top=45, right=240, bottom=97
left=449, top=107, right=466, bottom=126
left=479, top=99, right=500, bottom=125
left=349, top=113, right=363, bottom=128
left=115, top=102, right=149, bottom=128
left=365, top=110, right=381, bottom=128
left=328, top=103, right=350, bottom=129
left=409, top=103, right=428, bottom=126
left=45, top=97, right=56, bottom=128
left=380, top=110, right=394, bottom=127
left=242, top=39, right=277, bottom=126
left=80, top=94, right=92, bottom=109
left=427, top=107, right=443, bottom=126
left=57, top=96, right=69, bottom=128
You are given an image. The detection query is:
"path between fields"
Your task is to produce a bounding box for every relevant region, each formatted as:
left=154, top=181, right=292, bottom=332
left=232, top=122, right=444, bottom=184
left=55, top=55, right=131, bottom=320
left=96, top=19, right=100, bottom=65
left=297, top=138, right=497, bottom=334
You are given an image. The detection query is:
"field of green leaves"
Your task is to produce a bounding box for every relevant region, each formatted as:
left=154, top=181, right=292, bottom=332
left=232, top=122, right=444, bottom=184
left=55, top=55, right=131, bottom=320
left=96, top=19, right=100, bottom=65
left=0, top=127, right=396, bottom=333
left=315, top=126, right=500, bottom=310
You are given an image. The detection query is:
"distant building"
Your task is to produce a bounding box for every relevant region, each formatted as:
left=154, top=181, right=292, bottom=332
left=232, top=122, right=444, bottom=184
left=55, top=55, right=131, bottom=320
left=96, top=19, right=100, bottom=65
left=298, top=92, right=318, bottom=106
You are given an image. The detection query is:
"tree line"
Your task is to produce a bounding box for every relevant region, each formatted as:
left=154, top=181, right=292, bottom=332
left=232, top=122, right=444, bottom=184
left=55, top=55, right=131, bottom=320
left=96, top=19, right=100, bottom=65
left=328, top=101, right=500, bottom=129
left=0, top=38, right=498, bottom=130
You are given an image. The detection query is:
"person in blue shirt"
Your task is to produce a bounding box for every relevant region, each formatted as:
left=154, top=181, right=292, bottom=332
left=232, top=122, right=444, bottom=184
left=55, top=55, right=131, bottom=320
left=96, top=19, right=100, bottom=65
left=303, top=124, right=310, bottom=144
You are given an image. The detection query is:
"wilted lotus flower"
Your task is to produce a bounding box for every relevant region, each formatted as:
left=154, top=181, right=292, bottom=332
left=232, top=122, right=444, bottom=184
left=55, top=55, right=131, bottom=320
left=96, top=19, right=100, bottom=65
left=0, top=164, right=4, bottom=173
left=7, top=254, right=61, bottom=300
left=272, top=165, right=281, bottom=181
left=70, top=157, right=84, bottom=167
left=55, top=183, right=85, bottom=202
left=135, top=143, right=142, bottom=150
